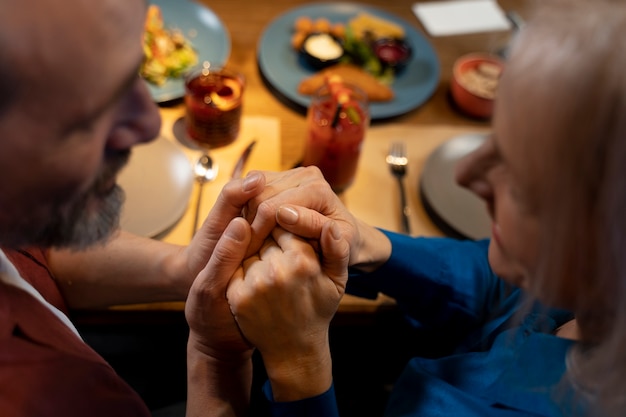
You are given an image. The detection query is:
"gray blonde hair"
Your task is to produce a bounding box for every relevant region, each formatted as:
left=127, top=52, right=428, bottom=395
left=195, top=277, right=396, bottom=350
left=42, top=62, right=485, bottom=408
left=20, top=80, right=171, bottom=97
left=0, top=47, right=18, bottom=118
left=502, top=1, right=626, bottom=415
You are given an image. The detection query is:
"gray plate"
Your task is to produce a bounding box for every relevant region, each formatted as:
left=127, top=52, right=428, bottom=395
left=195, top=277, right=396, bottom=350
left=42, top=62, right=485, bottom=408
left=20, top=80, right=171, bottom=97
left=118, top=136, right=193, bottom=237
left=419, top=132, right=491, bottom=240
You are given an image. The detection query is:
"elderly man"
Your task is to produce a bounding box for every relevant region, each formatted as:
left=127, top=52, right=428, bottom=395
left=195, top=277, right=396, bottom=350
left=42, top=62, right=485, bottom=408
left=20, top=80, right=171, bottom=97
left=0, top=1, right=350, bottom=416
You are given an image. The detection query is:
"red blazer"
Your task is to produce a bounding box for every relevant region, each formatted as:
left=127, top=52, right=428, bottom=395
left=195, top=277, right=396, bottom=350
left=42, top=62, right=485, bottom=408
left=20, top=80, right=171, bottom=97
left=0, top=247, right=150, bottom=417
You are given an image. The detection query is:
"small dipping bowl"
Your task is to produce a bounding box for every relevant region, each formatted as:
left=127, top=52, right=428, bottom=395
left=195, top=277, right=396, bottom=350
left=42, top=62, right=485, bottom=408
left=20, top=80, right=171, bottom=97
left=300, top=32, right=344, bottom=70
left=372, top=38, right=412, bottom=73
left=450, top=53, right=504, bottom=119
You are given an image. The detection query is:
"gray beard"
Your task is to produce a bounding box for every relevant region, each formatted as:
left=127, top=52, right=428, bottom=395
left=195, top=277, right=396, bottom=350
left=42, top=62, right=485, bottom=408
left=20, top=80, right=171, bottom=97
left=43, top=149, right=130, bottom=250
left=40, top=184, right=126, bottom=250
left=3, top=150, right=130, bottom=250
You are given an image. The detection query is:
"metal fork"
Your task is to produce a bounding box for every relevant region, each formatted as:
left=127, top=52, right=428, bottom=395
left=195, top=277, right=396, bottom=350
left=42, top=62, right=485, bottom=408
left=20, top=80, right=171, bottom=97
left=386, top=142, right=411, bottom=234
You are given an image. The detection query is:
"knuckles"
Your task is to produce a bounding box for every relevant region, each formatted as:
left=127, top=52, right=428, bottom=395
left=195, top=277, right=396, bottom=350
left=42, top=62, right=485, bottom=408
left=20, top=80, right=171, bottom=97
left=255, top=199, right=278, bottom=224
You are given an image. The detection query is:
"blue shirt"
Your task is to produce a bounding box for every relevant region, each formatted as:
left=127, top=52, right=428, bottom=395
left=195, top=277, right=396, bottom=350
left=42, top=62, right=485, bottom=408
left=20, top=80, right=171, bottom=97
left=263, top=232, right=586, bottom=416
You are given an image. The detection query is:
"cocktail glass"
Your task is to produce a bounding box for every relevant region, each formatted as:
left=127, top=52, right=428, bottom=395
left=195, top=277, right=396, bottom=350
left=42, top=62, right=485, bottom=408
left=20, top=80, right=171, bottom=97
left=302, top=83, right=370, bottom=193
left=183, top=62, right=245, bottom=173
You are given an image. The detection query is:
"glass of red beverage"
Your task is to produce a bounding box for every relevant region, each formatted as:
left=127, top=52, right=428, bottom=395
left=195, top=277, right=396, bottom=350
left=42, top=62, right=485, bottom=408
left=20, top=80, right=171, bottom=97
left=302, top=80, right=370, bottom=193
left=183, top=62, right=245, bottom=169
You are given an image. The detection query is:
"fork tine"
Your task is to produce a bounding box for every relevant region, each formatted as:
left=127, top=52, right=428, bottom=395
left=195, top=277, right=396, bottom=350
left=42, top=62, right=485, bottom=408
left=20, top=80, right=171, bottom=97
left=388, top=142, right=407, bottom=167
left=393, top=141, right=401, bottom=158
left=387, top=141, right=411, bottom=234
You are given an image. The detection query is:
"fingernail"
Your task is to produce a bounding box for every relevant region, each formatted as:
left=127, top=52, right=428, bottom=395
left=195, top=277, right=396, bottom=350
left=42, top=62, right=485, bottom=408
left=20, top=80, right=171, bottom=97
left=242, top=172, right=260, bottom=192
left=225, top=219, right=247, bottom=242
left=330, top=221, right=342, bottom=241
left=277, top=205, right=299, bottom=225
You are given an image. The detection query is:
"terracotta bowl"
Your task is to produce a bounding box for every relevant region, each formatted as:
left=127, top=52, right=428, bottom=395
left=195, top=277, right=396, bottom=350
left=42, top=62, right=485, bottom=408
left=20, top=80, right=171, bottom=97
left=450, top=53, right=504, bottom=119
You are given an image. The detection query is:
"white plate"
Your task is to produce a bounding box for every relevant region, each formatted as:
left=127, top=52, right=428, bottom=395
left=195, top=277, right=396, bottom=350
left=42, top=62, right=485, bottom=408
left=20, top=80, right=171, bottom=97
left=118, top=136, right=194, bottom=237
left=419, top=132, right=491, bottom=240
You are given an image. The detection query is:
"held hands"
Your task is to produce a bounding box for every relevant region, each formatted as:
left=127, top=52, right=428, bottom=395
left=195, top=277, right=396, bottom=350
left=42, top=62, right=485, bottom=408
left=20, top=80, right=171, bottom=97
left=243, top=166, right=361, bottom=263
left=227, top=221, right=350, bottom=401
left=244, top=166, right=391, bottom=273
left=184, top=169, right=352, bottom=358
left=184, top=167, right=383, bottom=407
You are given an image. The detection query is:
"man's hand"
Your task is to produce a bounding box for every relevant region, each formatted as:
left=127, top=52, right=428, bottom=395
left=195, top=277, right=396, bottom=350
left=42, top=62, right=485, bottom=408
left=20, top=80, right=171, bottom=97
left=44, top=174, right=269, bottom=309
left=185, top=217, right=253, bottom=360
left=180, top=173, right=266, bottom=290
left=184, top=218, right=255, bottom=417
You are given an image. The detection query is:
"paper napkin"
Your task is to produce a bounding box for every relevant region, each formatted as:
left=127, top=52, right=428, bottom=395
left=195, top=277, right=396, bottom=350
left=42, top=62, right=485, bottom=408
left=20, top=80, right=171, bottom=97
left=413, top=0, right=511, bottom=36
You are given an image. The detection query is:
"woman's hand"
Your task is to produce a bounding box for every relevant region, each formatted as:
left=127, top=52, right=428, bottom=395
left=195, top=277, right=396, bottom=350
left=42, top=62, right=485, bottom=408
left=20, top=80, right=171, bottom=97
left=244, top=167, right=391, bottom=273
left=227, top=221, right=350, bottom=402
left=243, top=167, right=358, bottom=258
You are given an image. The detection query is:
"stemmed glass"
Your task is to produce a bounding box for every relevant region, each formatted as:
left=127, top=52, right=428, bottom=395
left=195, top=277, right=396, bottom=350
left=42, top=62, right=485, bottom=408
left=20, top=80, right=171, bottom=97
left=183, top=61, right=245, bottom=233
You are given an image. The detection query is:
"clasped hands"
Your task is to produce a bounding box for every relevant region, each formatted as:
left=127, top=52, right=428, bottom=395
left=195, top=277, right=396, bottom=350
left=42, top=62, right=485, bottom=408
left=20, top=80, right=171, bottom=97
left=184, top=166, right=359, bottom=401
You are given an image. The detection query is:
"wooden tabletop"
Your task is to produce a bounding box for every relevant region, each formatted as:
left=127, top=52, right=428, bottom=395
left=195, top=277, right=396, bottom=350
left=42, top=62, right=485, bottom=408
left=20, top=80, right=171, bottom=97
left=76, top=0, right=531, bottom=324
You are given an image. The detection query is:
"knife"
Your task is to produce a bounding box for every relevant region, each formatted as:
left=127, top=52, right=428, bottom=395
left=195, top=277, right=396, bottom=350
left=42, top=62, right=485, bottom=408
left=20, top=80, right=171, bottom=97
left=231, top=139, right=257, bottom=179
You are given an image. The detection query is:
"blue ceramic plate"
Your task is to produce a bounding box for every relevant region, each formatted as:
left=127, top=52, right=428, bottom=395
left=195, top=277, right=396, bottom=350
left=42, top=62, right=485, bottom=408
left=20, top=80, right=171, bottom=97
left=257, top=2, right=440, bottom=120
left=146, top=0, right=231, bottom=103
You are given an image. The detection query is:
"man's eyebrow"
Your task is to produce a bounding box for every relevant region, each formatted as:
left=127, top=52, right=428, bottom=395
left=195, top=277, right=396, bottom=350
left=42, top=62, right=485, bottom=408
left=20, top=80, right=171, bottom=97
left=69, top=58, right=144, bottom=133
left=101, top=57, right=145, bottom=114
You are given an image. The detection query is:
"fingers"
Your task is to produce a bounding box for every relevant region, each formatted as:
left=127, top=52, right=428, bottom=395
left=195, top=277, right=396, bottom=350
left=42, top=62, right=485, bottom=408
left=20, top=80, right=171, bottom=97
left=269, top=224, right=348, bottom=295
left=244, top=167, right=333, bottom=254
left=319, top=221, right=350, bottom=292
left=195, top=217, right=251, bottom=288
left=185, top=217, right=254, bottom=360
left=275, top=204, right=331, bottom=240
left=195, top=172, right=266, bottom=244
left=245, top=166, right=326, bottom=222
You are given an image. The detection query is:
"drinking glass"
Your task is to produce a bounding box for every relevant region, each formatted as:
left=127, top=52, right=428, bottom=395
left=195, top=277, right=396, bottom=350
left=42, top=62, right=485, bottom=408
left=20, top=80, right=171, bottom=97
left=183, top=62, right=245, bottom=170
left=301, top=83, right=370, bottom=193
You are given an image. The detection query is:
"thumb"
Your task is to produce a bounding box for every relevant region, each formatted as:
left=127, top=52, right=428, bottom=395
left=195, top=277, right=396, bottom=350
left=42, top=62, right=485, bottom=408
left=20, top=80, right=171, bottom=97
left=320, top=221, right=350, bottom=292
left=193, top=173, right=264, bottom=246
left=197, top=217, right=251, bottom=288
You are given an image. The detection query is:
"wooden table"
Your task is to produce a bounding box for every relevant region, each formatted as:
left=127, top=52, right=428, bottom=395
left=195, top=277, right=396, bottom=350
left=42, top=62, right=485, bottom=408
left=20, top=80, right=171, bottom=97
left=77, top=0, right=531, bottom=323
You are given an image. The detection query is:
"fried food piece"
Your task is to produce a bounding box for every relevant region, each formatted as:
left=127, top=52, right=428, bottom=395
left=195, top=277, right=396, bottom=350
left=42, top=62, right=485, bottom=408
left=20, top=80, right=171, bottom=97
left=291, top=31, right=308, bottom=50
left=329, top=23, right=346, bottom=39
left=348, top=12, right=405, bottom=40
left=298, top=63, right=394, bottom=102
left=313, top=17, right=332, bottom=33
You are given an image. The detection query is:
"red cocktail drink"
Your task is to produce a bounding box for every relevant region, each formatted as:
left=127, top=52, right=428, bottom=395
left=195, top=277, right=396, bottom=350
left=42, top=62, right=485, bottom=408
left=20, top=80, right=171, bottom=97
left=184, top=66, right=244, bottom=149
left=302, top=81, right=369, bottom=193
